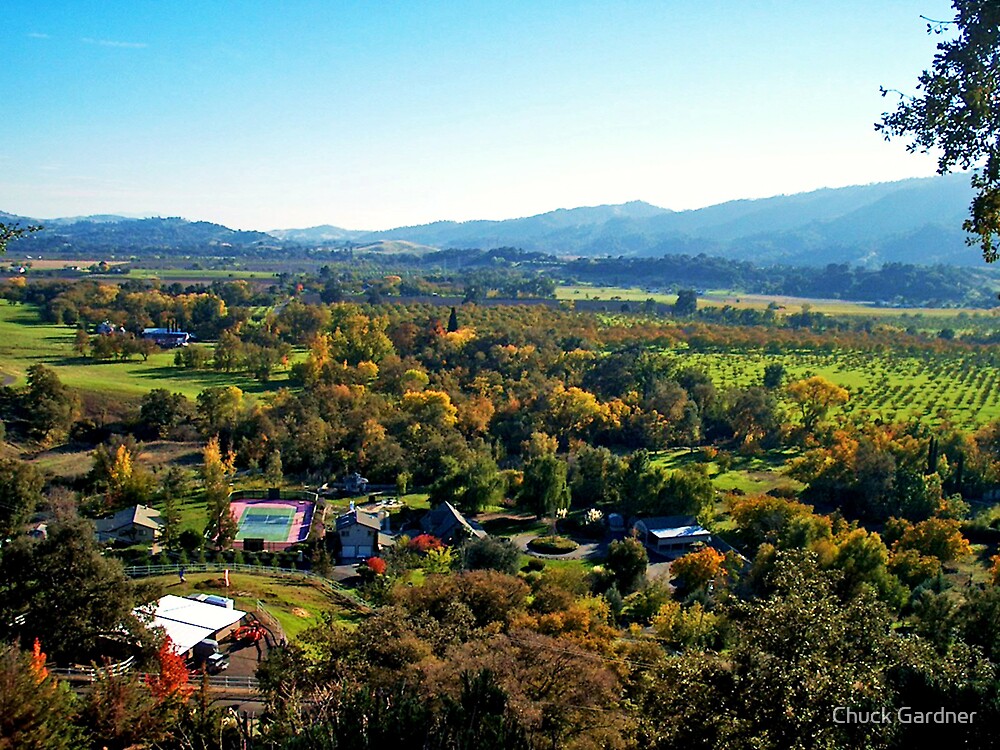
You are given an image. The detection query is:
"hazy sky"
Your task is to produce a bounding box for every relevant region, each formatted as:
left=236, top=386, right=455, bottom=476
left=1, top=1, right=956, bottom=230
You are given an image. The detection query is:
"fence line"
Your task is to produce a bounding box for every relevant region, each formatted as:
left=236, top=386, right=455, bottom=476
left=254, top=599, right=286, bottom=643
left=123, top=562, right=371, bottom=611
left=47, top=656, right=135, bottom=680
left=49, top=666, right=257, bottom=691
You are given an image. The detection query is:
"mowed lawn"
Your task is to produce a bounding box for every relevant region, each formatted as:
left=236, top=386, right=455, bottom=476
left=0, top=304, right=297, bottom=400
left=143, top=571, right=364, bottom=639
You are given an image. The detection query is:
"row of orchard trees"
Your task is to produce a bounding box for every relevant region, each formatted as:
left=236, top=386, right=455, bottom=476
left=53, top=293, right=1000, bottom=535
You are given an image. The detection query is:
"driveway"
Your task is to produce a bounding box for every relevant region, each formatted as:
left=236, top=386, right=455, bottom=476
left=511, top=533, right=609, bottom=562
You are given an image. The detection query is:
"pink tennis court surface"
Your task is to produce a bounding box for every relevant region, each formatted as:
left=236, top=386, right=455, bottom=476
left=231, top=498, right=314, bottom=549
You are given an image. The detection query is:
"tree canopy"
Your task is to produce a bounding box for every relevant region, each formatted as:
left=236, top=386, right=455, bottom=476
left=878, top=1, right=1000, bottom=260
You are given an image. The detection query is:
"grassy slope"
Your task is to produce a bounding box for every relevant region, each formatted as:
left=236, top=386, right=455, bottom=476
left=0, top=303, right=297, bottom=400
left=144, top=571, right=363, bottom=638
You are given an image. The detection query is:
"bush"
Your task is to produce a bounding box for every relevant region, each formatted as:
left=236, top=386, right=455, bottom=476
left=606, top=537, right=649, bottom=594
left=523, top=558, right=546, bottom=572
left=460, top=536, right=520, bottom=574
left=527, top=535, right=579, bottom=555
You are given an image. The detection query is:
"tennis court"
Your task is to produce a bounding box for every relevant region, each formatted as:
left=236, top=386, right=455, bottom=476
left=231, top=498, right=315, bottom=547
left=236, top=505, right=296, bottom=541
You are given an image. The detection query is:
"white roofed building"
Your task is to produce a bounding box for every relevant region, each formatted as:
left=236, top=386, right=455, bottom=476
left=135, top=594, right=246, bottom=657
left=632, top=515, right=712, bottom=556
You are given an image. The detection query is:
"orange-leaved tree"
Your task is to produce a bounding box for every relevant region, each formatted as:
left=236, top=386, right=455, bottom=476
left=146, top=638, right=193, bottom=702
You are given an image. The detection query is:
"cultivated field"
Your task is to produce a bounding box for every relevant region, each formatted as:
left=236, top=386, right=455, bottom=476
left=556, top=284, right=994, bottom=318
left=673, top=349, right=1000, bottom=431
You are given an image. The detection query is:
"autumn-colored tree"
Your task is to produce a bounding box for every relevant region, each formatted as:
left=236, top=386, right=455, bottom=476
left=545, top=385, right=607, bottom=440
left=894, top=516, right=971, bottom=563
left=424, top=546, right=455, bottom=574
left=0, top=641, right=80, bottom=750
left=787, top=375, right=849, bottom=433
left=106, top=443, right=133, bottom=506
left=652, top=599, right=722, bottom=649
left=891, top=547, right=943, bottom=588
left=671, top=545, right=726, bottom=592
left=145, top=639, right=193, bottom=702
left=727, top=492, right=816, bottom=550
left=203, top=436, right=237, bottom=548
left=328, top=305, right=394, bottom=364
left=402, top=390, right=458, bottom=429
left=408, top=534, right=444, bottom=553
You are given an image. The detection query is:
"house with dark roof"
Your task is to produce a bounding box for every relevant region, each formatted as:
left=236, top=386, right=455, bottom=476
left=95, top=504, right=165, bottom=544
left=419, top=502, right=487, bottom=544
left=333, top=509, right=394, bottom=562
left=632, top=515, right=711, bottom=556
left=141, top=328, right=191, bottom=347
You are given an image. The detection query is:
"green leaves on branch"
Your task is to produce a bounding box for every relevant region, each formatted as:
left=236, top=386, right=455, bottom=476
left=877, top=1, right=1000, bottom=260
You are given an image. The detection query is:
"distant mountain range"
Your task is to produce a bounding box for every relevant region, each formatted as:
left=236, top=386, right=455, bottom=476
left=3, top=174, right=985, bottom=266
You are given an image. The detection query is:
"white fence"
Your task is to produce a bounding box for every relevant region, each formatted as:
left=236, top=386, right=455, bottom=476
left=253, top=599, right=285, bottom=643
left=47, top=655, right=135, bottom=680
left=49, top=666, right=257, bottom=691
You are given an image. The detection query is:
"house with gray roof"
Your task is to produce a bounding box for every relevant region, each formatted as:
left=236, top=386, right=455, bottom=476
left=419, top=502, right=487, bottom=544
left=334, top=509, right=394, bottom=562
left=95, top=504, right=165, bottom=544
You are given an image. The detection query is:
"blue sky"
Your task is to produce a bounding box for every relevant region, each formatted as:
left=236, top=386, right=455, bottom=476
left=1, top=1, right=955, bottom=230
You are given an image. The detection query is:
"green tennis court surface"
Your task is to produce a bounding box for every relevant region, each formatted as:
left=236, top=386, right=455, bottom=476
left=236, top=506, right=295, bottom=541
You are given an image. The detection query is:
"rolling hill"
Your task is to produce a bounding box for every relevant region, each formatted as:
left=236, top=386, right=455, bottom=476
left=2, top=174, right=984, bottom=267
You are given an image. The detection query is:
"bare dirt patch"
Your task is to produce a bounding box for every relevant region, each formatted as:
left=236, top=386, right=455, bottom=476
left=135, top=441, right=203, bottom=468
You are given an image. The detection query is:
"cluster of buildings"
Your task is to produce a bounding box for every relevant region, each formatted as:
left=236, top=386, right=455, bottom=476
left=332, top=500, right=488, bottom=562
left=331, top=501, right=715, bottom=562
left=93, top=321, right=192, bottom=348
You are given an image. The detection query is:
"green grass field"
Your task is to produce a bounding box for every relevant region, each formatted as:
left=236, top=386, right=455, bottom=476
left=650, top=447, right=804, bottom=498
left=122, top=269, right=276, bottom=281
left=0, top=303, right=298, bottom=400
left=556, top=284, right=988, bottom=318
left=145, top=571, right=362, bottom=638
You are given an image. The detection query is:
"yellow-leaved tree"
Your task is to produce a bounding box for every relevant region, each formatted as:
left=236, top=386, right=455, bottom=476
left=203, top=436, right=237, bottom=548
